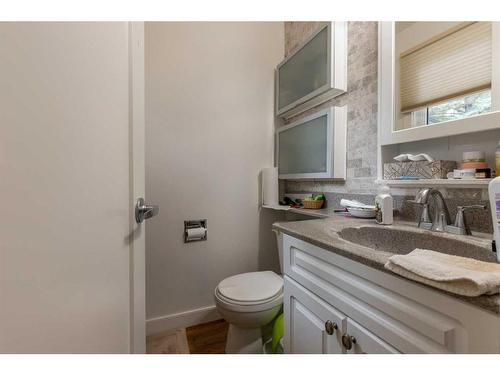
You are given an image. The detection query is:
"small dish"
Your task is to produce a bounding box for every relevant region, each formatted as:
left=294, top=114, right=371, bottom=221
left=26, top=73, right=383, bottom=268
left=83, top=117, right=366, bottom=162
left=347, top=207, right=376, bottom=219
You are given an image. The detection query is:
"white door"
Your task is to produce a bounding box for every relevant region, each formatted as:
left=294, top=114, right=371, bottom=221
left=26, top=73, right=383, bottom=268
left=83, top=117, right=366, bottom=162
left=0, top=22, right=147, bottom=353
left=344, top=319, right=400, bottom=354
left=284, top=277, right=345, bottom=354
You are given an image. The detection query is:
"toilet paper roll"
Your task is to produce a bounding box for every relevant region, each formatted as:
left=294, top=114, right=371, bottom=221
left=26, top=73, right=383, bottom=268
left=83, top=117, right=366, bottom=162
left=262, top=167, right=279, bottom=206
left=186, top=227, right=206, bottom=241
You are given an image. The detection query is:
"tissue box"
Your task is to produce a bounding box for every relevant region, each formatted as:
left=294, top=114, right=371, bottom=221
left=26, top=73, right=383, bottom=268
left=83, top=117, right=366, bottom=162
left=383, top=160, right=457, bottom=180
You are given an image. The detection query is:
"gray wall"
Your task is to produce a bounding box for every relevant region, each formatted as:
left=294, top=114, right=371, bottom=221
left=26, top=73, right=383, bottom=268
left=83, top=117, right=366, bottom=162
left=145, top=22, right=284, bottom=331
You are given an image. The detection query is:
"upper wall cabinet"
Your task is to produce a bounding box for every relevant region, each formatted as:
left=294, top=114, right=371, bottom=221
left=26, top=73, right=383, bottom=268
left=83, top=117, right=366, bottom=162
left=379, top=22, right=500, bottom=145
left=276, top=106, right=347, bottom=180
left=276, top=22, right=347, bottom=119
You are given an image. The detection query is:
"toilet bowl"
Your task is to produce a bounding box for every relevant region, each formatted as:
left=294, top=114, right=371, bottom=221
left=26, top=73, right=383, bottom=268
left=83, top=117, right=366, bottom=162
left=214, top=229, right=284, bottom=353
left=214, top=271, right=283, bottom=353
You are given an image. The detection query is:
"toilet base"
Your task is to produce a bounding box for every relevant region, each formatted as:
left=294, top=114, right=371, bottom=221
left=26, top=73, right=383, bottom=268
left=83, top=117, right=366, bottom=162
left=225, top=324, right=263, bottom=354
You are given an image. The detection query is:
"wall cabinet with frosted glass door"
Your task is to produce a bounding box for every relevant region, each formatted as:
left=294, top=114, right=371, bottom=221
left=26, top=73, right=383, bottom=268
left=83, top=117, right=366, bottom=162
left=276, top=106, right=347, bottom=180
left=276, top=22, right=347, bottom=119
left=378, top=22, right=500, bottom=187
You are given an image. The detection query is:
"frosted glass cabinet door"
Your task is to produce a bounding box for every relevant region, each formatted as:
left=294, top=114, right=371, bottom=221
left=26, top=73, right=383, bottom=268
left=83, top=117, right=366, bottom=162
left=278, top=27, right=328, bottom=111
left=275, top=22, right=347, bottom=118
left=276, top=105, right=346, bottom=180
left=278, top=114, right=328, bottom=175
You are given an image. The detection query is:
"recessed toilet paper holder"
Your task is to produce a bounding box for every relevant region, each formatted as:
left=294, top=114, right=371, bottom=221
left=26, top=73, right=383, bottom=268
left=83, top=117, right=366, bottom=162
left=184, top=219, right=207, bottom=243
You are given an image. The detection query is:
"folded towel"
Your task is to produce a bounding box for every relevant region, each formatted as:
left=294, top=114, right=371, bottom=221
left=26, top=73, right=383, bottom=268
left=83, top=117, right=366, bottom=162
left=384, top=249, right=500, bottom=297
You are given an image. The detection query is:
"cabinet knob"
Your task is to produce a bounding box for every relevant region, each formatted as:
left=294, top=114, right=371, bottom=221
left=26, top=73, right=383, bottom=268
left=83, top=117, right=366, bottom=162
left=324, top=320, right=338, bottom=335
left=341, top=334, right=357, bottom=350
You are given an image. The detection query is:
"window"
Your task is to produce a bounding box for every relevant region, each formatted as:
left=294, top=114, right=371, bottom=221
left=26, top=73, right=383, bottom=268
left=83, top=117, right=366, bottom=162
left=410, top=89, right=492, bottom=127
left=399, top=21, right=492, bottom=128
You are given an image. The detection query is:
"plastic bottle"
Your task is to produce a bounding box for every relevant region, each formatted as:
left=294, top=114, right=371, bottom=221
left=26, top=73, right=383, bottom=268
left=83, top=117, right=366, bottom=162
left=375, top=184, right=393, bottom=225
left=495, top=141, right=500, bottom=177
left=488, top=177, right=500, bottom=262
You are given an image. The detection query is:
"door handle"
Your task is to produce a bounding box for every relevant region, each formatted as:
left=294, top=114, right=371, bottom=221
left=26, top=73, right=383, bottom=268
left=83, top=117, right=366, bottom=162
left=341, top=334, right=357, bottom=350
left=325, top=320, right=338, bottom=335
left=135, top=197, right=159, bottom=223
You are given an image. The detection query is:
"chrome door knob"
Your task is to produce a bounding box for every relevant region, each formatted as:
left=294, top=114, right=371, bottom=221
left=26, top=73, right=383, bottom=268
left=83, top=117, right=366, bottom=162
left=325, top=320, right=338, bottom=335
left=135, top=198, right=159, bottom=224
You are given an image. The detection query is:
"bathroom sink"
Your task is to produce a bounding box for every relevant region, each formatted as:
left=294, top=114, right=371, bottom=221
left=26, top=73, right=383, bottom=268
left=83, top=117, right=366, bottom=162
left=338, top=226, right=497, bottom=263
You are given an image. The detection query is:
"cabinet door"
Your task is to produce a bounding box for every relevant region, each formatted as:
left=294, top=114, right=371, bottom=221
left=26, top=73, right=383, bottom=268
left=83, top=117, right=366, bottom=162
left=284, top=276, right=346, bottom=354
left=277, top=25, right=329, bottom=113
left=344, top=319, right=400, bottom=354
left=275, top=22, right=347, bottom=118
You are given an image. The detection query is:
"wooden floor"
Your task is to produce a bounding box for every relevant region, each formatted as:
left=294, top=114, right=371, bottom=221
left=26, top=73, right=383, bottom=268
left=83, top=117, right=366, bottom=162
left=146, top=328, right=190, bottom=354
left=146, top=319, right=229, bottom=354
left=186, top=319, right=229, bottom=354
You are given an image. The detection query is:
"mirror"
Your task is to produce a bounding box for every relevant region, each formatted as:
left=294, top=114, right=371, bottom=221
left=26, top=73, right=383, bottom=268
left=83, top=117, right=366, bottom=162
left=393, top=22, right=496, bottom=132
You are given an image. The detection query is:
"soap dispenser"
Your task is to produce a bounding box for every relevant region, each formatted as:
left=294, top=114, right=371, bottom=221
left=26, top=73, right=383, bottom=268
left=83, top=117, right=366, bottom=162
left=375, top=184, right=393, bottom=225
left=488, top=177, right=500, bottom=262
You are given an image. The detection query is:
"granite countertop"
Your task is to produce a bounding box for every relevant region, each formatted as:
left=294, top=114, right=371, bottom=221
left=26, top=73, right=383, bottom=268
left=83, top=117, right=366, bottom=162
left=273, top=215, right=500, bottom=314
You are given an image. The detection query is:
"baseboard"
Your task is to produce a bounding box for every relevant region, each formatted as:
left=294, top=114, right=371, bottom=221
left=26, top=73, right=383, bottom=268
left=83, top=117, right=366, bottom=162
left=146, top=305, right=221, bottom=336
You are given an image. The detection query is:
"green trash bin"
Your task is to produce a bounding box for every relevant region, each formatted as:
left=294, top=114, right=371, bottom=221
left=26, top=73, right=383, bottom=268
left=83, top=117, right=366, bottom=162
left=263, top=313, right=284, bottom=354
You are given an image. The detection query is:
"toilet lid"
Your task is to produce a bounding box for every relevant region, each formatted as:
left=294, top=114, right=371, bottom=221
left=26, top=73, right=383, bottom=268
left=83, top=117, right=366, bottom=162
left=217, top=271, right=283, bottom=303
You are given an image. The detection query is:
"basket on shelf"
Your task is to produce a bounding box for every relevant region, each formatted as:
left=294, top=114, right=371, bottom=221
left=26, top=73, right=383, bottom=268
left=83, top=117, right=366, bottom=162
left=302, top=200, right=324, bottom=209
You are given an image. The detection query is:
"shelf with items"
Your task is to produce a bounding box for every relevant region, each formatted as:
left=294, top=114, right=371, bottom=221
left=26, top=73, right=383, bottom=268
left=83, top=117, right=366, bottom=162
left=378, top=127, right=500, bottom=190
left=262, top=204, right=345, bottom=219
left=377, top=178, right=492, bottom=189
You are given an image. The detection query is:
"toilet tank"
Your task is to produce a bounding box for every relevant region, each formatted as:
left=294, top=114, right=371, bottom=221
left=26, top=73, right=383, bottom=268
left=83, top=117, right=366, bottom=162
left=273, top=229, right=284, bottom=274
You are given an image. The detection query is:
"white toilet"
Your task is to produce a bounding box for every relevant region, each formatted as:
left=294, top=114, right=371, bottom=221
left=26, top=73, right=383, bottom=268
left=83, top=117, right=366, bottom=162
left=214, top=230, right=284, bottom=354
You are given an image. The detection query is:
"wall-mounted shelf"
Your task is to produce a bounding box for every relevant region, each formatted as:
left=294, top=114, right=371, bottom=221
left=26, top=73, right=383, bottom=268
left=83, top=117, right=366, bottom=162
left=262, top=204, right=340, bottom=219
left=378, top=179, right=492, bottom=189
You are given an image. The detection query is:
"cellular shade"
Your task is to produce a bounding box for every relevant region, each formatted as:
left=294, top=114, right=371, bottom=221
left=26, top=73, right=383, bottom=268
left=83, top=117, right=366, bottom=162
left=400, top=22, right=492, bottom=113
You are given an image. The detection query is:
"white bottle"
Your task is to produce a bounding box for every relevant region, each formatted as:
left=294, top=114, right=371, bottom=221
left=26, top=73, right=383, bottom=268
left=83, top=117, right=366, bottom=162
left=375, top=184, right=393, bottom=225
left=488, top=177, right=500, bottom=262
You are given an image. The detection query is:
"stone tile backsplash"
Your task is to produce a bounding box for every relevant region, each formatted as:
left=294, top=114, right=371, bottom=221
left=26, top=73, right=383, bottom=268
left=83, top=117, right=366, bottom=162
left=396, top=195, right=492, bottom=234
left=309, top=192, right=493, bottom=234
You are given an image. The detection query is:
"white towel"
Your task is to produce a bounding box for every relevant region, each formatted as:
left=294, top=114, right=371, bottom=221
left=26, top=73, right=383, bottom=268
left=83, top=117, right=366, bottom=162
left=384, top=249, right=500, bottom=297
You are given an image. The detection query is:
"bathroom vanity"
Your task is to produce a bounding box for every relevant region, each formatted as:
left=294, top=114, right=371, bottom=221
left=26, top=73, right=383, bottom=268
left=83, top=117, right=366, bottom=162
left=274, top=217, right=500, bottom=353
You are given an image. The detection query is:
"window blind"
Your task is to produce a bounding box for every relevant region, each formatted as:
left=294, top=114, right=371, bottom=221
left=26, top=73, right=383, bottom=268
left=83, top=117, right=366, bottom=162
left=400, top=22, right=492, bottom=113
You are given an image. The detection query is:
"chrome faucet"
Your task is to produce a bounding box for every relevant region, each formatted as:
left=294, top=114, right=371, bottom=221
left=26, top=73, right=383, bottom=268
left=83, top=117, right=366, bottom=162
left=413, top=188, right=451, bottom=232
left=412, top=188, right=486, bottom=235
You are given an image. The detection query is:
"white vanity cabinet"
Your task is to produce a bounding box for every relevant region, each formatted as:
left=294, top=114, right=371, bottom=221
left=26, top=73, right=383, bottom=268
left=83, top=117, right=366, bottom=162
left=345, top=318, right=400, bottom=354
left=284, top=276, right=346, bottom=354
left=285, top=276, right=399, bottom=354
left=281, top=233, right=500, bottom=354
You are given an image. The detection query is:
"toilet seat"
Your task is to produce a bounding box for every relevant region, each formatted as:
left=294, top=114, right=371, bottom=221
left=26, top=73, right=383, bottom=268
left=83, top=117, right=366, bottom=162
left=215, top=271, right=283, bottom=313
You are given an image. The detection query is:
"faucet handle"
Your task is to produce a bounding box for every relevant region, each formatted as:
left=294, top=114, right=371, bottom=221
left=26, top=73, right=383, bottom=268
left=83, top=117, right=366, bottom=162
left=456, top=205, right=486, bottom=212
left=450, top=205, right=486, bottom=235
